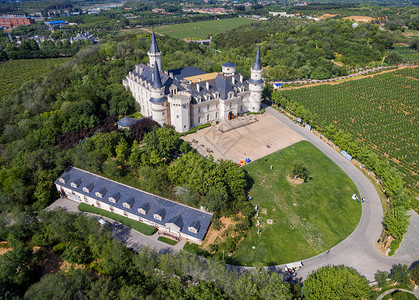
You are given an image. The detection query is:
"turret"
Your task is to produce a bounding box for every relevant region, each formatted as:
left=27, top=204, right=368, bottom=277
left=248, top=46, right=263, bottom=112
left=149, top=64, right=168, bottom=126
left=168, top=92, right=191, bottom=133
left=148, top=32, right=162, bottom=71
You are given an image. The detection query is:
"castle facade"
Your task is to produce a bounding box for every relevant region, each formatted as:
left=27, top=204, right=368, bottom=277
left=123, top=33, right=264, bottom=133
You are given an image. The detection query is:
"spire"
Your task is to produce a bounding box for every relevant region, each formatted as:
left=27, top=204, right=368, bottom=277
left=152, top=63, right=163, bottom=89
left=252, top=45, right=261, bottom=70
left=149, top=32, right=160, bottom=53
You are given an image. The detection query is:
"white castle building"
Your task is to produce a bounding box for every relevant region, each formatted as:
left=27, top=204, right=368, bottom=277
left=123, top=33, right=264, bottom=133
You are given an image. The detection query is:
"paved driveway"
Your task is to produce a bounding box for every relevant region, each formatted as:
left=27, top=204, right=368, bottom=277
left=263, top=107, right=418, bottom=282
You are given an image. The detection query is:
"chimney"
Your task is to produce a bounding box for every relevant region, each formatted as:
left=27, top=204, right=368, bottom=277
left=169, top=72, right=173, bottom=78
left=232, top=76, right=236, bottom=85
left=206, top=81, right=210, bottom=90
left=198, top=78, right=201, bottom=82
left=240, top=74, right=243, bottom=83
left=196, top=83, right=200, bottom=92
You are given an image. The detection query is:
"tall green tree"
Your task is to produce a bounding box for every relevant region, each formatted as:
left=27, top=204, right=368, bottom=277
left=383, top=207, right=410, bottom=240
left=303, top=265, right=371, bottom=300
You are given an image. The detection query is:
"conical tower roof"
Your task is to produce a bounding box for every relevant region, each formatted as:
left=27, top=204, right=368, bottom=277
left=149, top=32, right=160, bottom=53
left=252, top=45, right=261, bottom=70
left=152, top=63, right=163, bottom=89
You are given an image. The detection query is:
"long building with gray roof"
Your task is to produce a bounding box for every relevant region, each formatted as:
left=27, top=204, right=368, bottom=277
left=123, top=33, right=264, bottom=133
left=55, top=166, right=213, bottom=244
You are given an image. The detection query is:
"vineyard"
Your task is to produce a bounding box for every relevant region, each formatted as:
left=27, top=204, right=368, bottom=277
left=0, top=58, right=69, bottom=100
left=279, top=67, right=419, bottom=194
left=389, top=47, right=419, bottom=63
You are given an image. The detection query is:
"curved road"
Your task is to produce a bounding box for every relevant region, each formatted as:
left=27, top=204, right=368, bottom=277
left=262, top=107, right=417, bottom=282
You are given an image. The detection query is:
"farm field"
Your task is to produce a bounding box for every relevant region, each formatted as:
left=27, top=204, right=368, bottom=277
left=389, top=46, right=419, bottom=63
left=279, top=67, right=419, bottom=194
left=0, top=58, right=69, bottom=100
left=154, top=17, right=255, bottom=40
left=231, top=141, right=361, bottom=266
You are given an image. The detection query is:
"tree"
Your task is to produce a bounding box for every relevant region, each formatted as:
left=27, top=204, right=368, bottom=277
left=290, top=161, right=310, bottom=182
left=411, top=263, right=419, bottom=285
left=33, top=170, right=59, bottom=210
left=374, top=270, right=389, bottom=288
left=115, top=137, right=129, bottom=162
left=303, top=265, right=371, bottom=299
left=143, top=127, right=180, bottom=160
left=390, top=264, right=410, bottom=285
left=383, top=207, right=410, bottom=240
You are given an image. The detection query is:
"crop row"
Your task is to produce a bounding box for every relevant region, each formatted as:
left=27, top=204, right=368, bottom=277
left=279, top=67, right=419, bottom=192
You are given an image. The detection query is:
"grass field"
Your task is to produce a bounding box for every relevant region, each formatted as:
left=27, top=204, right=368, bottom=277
left=230, top=141, right=361, bottom=266
left=78, top=203, right=157, bottom=236
left=0, top=58, right=69, bottom=99
left=158, top=236, right=178, bottom=246
left=155, top=17, right=255, bottom=40
left=279, top=67, right=419, bottom=194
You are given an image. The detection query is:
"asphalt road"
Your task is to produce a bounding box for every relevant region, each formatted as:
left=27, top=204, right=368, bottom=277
left=264, top=107, right=418, bottom=282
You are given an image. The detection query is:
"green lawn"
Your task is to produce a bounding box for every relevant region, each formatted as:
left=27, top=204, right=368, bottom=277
left=0, top=58, right=69, bottom=99
left=78, top=203, right=157, bottom=236
left=231, top=141, right=361, bottom=266
left=155, top=18, right=255, bottom=40
left=158, top=236, right=178, bottom=246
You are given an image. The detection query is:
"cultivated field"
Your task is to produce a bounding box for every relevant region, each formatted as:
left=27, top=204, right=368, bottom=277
left=0, top=58, right=69, bottom=99
left=155, top=17, right=255, bottom=40
left=279, top=67, right=419, bottom=194
left=232, top=141, right=361, bottom=265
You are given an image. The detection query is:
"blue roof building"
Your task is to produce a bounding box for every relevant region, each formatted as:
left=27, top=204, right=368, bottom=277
left=117, top=116, right=142, bottom=129
left=123, top=34, right=264, bottom=133
left=55, top=167, right=213, bottom=244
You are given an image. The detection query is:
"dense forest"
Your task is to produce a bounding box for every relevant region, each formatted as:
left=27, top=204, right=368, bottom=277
left=215, top=17, right=403, bottom=80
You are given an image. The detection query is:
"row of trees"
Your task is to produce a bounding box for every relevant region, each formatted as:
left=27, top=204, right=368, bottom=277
left=1, top=38, right=92, bottom=61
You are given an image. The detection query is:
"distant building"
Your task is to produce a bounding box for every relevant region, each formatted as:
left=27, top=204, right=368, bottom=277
left=0, top=16, right=35, bottom=28
left=69, top=32, right=96, bottom=44
left=269, top=12, right=295, bottom=17
left=123, top=33, right=264, bottom=133
left=55, top=166, right=213, bottom=244
left=44, top=20, right=68, bottom=28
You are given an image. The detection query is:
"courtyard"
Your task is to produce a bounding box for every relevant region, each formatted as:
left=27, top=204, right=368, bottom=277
left=182, top=113, right=306, bottom=163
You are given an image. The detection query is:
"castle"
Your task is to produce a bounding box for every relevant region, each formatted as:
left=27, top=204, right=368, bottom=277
left=123, top=33, right=264, bottom=133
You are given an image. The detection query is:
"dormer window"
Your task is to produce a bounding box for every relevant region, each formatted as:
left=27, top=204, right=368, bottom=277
left=108, top=192, right=121, bottom=204
left=95, top=187, right=107, bottom=198
left=59, top=174, right=70, bottom=184
left=153, top=208, right=166, bottom=221
left=137, top=202, right=150, bottom=215
left=188, top=220, right=200, bottom=234
left=70, top=178, right=82, bottom=188
left=83, top=183, right=94, bottom=193
left=123, top=197, right=135, bottom=209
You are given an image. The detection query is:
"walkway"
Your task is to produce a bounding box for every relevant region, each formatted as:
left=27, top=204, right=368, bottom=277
left=262, top=106, right=418, bottom=282
left=376, top=288, right=419, bottom=300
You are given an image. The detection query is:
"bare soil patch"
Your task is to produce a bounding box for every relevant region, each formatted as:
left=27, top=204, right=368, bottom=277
left=319, top=13, right=339, bottom=19
left=201, top=217, right=238, bottom=250
left=286, top=175, right=304, bottom=185
left=343, top=16, right=375, bottom=23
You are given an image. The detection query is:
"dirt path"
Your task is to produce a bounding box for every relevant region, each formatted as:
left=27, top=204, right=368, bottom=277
left=277, top=65, right=417, bottom=91
left=139, top=28, right=164, bottom=36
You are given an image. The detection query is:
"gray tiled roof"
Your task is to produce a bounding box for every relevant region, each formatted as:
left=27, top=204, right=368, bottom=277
left=222, top=61, right=236, bottom=68
left=55, top=167, right=213, bottom=241
left=252, top=45, right=262, bottom=71
left=168, top=66, right=206, bottom=80
left=149, top=32, right=160, bottom=53
left=117, top=116, right=141, bottom=127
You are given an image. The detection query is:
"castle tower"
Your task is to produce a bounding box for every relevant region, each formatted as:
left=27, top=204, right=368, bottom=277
left=248, top=46, right=264, bottom=112
left=168, top=92, right=191, bottom=133
left=150, top=64, right=168, bottom=126
left=147, top=32, right=162, bottom=71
